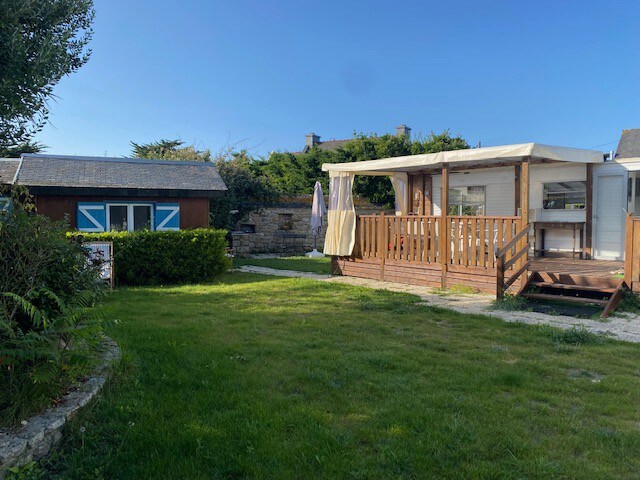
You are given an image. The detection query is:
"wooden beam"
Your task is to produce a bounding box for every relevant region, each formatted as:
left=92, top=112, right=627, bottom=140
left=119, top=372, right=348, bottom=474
left=520, top=158, right=530, bottom=225
left=514, top=164, right=521, bottom=216
left=585, top=163, right=593, bottom=259
left=439, top=164, right=449, bottom=288
left=625, top=214, right=633, bottom=286
left=518, top=158, right=530, bottom=289
left=424, top=174, right=432, bottom=215
left=409, top=174, right=423, bottom=215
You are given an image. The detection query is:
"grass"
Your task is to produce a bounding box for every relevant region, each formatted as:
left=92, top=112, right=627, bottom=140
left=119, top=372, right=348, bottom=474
left=233, top=255, right=332, bottom=275
left=34, top=273, right=640, bottom=479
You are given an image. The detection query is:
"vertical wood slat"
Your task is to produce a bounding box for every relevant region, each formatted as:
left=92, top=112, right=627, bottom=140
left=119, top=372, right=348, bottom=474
left=625, top=214, right=634, bottom=286
left=416, top=217, right=422, bottom=262
left=488, top=219, right=495, bottom=268
left=396, top=216, right=401, bottom=261
left=470, top=218, right=477, bottom=267
left=633, top=218, right=640, bottom=287
left=461, top=218, right=468, bottom=266
left=359, top=216, right=364, bottom=257
left=371, top=217, right=375, bottom=258
left=451, top=218, right=458, bottom=265
left=408, top=217, right=419, bottom=262
left=377, top=213, right=385, bottom=280
left=479, top=218, right=486, bottom=267
left=430, top=217, right=436, bottom=263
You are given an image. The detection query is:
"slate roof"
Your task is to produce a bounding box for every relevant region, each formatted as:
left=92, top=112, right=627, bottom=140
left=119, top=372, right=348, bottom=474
left=315, top=139, right=351, bottom=151
left=296, top=138, right=351, bottom=154
left=615, top=129, right=640, bottom=159
left=14, top=154, right=227, bottom=193
left=0, top=159, right=20, bottom=184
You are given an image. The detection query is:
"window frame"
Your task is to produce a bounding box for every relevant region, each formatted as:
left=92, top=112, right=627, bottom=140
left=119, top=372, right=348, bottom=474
left=447, top=186, right=486, bottom=216
left=542, top=181, right=587, bottom=211
left=105, top=202, right=155, bottom=232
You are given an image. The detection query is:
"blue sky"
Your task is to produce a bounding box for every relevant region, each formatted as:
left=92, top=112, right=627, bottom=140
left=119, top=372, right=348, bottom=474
left=37, top=0, right=640, bottom=157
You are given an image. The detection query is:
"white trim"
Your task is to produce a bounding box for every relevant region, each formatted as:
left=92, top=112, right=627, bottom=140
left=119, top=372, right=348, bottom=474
left=78, top=205, right=105, bottom=232
left=11, top=158, right=23, bottom=184
left=155, top=205, right=179, bottom=231
left=105, top=202, right=154, bottom=232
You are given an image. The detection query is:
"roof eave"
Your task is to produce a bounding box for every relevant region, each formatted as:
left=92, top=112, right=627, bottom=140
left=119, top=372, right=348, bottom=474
left=24, top=186, right=227, bottom=198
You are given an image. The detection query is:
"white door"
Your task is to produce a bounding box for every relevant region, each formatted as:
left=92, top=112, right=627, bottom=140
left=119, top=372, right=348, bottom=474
left=594, top=174, right=625, bottom=260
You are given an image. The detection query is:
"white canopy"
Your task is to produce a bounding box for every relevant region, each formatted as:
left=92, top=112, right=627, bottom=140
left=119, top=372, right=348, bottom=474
left=321, top=142, right=604, bottom=256
left=322, top=142, right=604, bottom=174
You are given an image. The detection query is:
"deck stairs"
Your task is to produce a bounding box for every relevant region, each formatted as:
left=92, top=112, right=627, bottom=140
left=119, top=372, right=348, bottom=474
left=519, top=271, right=626, bottom=318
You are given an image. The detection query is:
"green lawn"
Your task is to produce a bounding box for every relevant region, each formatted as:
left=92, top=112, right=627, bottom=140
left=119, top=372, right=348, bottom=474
left=233, top=255, right=332, bottom=275
left=39, top=273, right=640, bottom=479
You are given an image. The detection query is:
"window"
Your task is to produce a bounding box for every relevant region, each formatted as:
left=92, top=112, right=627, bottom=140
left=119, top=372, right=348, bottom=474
left=107, top=203, right=153, bottom=232
left=543, top=181, right=586, bottom=210
left=109, top=205, right=128, bottom=231
left=0, top=196, right=11, bottom=213
left=278, top=213, right=293, bottom=231
left=447, top=186, right=485, bottom=216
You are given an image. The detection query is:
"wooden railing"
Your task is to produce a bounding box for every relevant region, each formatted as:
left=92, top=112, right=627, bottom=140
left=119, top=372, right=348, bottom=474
left=355, top=213, right=527, bottom=273
left=625, top=214, right=640, bottom=291
left=357, top=214, right=440, bottom=263
left=495, top=223, right=530, bottom=299
left=446, top=216, right=522, bottom=269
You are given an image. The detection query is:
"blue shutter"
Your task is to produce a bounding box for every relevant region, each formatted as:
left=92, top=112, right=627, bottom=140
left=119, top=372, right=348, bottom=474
left=77, top=202, right=106, bottom=232
left=155, top=203, right=180, bottom=230
left=0, top=196, right=11, bottom=213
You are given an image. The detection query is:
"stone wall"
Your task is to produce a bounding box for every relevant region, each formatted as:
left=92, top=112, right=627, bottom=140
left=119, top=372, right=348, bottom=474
left=230, top=197, right=382, bottom=256
left=0, top=338, right=120, bottom=478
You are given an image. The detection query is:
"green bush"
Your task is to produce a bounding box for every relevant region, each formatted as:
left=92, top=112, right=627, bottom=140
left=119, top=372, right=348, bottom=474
left=1, top=188, right=106, bottom=425
left=72, top=229, right=231, bottom=286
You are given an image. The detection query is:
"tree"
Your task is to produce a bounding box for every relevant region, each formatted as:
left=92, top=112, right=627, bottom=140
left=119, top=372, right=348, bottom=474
left=0, top=0, right=95, bottom=149
left=261, top=148, right=332, bottom=196
left=0, top=140, right=45, bottom=158
left=131, top=139, right=211, bottom=162
left=210, top=151, right=276, bottom=230
left=261, top=130, right=469, bottom=207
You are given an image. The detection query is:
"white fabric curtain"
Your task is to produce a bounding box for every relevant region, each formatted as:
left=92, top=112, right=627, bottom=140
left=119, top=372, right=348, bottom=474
left=323, top=171, right=356, bottom=256
left=390, top=173, right=409, bottom=215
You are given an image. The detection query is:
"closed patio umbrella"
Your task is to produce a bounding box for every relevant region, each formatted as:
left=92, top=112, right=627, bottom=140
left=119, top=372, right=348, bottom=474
left=306, top=181, right=326, bottom=257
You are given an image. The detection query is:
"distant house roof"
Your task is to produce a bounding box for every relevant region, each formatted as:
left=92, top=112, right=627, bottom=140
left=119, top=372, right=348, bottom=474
left=7, top=154, right=227, bottom=197
left=615, top=129, right=640, bottom=160
left=314, top=139, right=351, bottom=152
left=296, top=138, right=351, bottom=154
left=0, top=159, right=20, bottom=185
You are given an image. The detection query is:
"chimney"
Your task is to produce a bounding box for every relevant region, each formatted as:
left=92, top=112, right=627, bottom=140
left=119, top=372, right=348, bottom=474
left=396, top=124, right=411, bottom=141
left=306, top=133, right=321, bottom=148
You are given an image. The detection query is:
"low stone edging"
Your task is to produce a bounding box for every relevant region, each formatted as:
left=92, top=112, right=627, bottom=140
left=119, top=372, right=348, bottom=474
left=0, top=337, right=121, bottom=478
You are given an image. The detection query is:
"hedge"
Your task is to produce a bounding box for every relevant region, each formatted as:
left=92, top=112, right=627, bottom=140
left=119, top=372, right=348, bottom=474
left=70, top=229, right=230, bottom=286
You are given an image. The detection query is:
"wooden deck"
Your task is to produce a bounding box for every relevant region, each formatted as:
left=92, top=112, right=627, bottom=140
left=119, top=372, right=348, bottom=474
left=530, top=257, right=623, bottom=279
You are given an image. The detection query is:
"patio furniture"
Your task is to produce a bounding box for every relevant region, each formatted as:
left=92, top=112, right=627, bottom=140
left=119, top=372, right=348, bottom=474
left=534, top=221, right=585, bottom=259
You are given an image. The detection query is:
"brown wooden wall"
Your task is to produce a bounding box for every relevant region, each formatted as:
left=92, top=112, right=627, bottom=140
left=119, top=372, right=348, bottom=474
left=34, top=195, right=210, bottom=229
left=332, top=256, right=504, bottom=294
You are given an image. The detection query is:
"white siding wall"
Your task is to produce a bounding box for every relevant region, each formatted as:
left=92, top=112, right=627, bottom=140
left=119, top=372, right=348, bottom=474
left=430, top=163, right=588, bottom=252
left=432, top=167, right=515, bottom=217
left=530, top=164, right=586, bottom=252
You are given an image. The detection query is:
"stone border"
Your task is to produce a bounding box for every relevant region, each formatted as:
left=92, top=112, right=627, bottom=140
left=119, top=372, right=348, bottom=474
left=0, top=337, right=120, bottom=478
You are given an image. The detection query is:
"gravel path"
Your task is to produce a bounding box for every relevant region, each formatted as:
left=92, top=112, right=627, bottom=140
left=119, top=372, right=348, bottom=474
left=236, top=265, right=640, bottom=344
